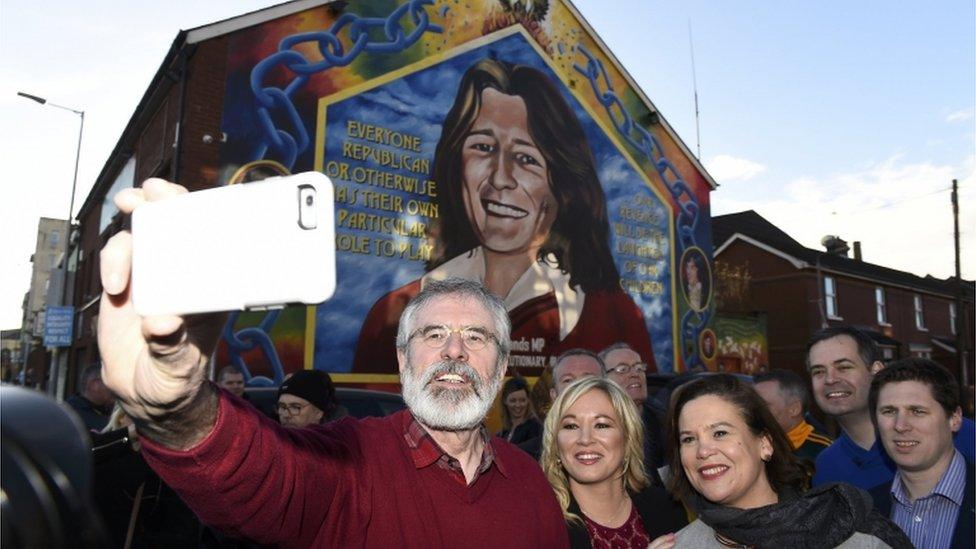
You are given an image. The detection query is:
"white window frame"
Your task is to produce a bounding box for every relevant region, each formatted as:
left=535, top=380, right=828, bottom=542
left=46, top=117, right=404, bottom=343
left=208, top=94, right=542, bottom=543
left=910, top=343, right=932, bottom=359
left=100, top=157, right=136, bottom=234
left=914, top=294, right=926, bottom=331
left=949, top=302, right=957, bottom=335
left=880, top=346, right=896, bottom=361
left=875, top=286, right=888, bottom=325
left=824, top=276, right=840, bottom=319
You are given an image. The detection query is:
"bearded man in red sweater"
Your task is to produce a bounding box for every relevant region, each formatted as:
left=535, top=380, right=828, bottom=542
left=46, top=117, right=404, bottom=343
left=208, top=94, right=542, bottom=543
left=97, top=179, right=569, bottom=548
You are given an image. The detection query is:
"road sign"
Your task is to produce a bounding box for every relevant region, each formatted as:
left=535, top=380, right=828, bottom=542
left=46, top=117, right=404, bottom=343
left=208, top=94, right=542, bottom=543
left=43, top=306, right=74, bottom=347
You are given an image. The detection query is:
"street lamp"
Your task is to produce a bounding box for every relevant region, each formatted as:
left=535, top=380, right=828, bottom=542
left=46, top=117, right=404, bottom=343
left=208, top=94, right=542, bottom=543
left=17, top=91, right=85, bottom=398
left=17, top=91, right=85, bottom=225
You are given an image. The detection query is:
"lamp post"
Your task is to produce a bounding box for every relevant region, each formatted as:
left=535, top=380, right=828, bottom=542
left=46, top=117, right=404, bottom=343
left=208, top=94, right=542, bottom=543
left=18, top=91, right=85, bottom=399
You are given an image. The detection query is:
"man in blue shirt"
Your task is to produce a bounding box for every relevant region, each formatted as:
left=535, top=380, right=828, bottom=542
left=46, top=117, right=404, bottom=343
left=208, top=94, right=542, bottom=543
left=867, top=358, right=973, bottom=549
left=806, top=326, right=974, bottom=489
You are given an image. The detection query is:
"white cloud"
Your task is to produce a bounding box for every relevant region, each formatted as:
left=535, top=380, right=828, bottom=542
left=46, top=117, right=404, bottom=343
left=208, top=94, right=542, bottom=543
left=706, top=154, right=767, bottom=181
left=946, top=108, right=974, bottom=123
left=713, top=155, right=975, bottom=280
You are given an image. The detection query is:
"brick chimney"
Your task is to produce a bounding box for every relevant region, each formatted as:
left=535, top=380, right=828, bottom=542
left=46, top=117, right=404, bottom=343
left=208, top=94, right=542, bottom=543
left=853, top=241, right=862, bottom=261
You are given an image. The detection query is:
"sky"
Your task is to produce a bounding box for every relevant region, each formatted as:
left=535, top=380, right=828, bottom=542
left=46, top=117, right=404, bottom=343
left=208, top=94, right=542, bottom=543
left=0, top=0, right=973, bottom=331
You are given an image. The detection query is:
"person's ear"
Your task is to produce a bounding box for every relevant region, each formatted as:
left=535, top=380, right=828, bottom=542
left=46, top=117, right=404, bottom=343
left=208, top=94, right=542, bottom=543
left=950, top=406, right=963, bottom=433
left=310, top=407, right=325, bottom=424
left=869, top=360, right=885, bottom=375
left=788, top=398, right=803, bottom=419
left=760, top=434, right=774, bottom=462
left=396, top=348, right=407, bottom=374
left=549, top=387, right=557, bottom=401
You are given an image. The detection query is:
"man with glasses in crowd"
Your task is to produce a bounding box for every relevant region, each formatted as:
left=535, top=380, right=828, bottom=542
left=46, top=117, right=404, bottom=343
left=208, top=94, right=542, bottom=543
left=97, top=193, right=570, bottom=549
left=601, top=342, right=666, bottom=478
left=276, top=369, right=342, bottom=428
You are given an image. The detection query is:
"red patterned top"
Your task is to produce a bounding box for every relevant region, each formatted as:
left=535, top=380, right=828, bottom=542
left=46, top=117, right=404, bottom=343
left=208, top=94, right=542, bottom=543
left=583, top=504, right=651, bottom=548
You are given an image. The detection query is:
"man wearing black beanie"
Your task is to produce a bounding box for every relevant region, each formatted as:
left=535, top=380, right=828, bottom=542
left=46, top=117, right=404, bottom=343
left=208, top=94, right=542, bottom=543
left=276, top=370, right=339, bottom=428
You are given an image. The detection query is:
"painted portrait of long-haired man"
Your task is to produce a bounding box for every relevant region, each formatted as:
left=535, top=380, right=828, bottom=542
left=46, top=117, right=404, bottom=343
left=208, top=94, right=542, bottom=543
left=353, top=58, right=655, bottom=373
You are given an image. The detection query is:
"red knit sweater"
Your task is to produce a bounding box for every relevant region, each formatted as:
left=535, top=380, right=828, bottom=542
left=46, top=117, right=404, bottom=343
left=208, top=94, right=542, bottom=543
left=140, top=393, right=569, bottom=548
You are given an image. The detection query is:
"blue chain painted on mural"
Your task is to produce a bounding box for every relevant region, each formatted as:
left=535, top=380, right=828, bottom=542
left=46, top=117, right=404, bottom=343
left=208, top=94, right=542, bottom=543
left=224, top=310, right=286, bottom=386
left=574, top=45, right=709, bottom=371
left=249, top=0, right=443, bottom=169
left=224, top=0, right=443, bottom=381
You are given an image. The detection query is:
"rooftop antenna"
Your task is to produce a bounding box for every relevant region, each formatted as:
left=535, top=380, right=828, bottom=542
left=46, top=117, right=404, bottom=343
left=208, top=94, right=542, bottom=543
left=688, top=19, right=702, bottom=159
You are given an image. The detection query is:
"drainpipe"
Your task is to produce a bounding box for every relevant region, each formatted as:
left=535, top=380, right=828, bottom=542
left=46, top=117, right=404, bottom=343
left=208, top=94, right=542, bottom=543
left=815, top=255, right=827, bottom=329
left=171, top=47, right=190, bottom=184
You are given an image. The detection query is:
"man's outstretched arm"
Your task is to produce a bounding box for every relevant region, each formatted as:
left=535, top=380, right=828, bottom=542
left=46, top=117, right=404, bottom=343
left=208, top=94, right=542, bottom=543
left=98, top=178, right=224, bottom=449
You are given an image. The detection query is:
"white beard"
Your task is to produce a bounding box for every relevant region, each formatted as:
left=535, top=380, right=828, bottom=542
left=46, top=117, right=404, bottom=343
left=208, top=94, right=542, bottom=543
left=401, top=358, right=502, bottom=431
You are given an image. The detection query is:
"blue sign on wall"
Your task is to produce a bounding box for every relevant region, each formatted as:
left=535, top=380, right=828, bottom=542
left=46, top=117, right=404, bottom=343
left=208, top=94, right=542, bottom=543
left=44, top=306, right=74, bottom=347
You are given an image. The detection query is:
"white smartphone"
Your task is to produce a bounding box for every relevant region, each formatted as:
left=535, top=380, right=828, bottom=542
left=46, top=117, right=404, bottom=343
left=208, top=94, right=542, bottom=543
left=131, top=171, right=336, bottom=316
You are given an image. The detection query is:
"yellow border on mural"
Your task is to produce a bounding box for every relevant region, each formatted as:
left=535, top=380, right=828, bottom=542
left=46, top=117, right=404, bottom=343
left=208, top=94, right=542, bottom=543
left=306, top=24, right=680, bottom=372
left=303, top=305, right=316, bottom=370
left=331, top=373, right=401, bottom=384
left=329, top=373, right=542, bottom=387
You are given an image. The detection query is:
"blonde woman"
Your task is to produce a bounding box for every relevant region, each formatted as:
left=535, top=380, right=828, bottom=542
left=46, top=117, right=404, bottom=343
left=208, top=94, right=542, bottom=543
left=542, top=377, right=686, bottom=548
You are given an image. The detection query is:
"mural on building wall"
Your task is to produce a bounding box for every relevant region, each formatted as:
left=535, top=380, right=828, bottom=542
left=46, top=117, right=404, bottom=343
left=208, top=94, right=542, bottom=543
left=713, top=315, right=768, bottom=374
left=213, top=0, right=714, bottom=383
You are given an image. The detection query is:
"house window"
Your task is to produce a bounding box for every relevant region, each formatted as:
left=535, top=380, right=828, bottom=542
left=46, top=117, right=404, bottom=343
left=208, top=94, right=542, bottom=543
left=875, top=287, right=887, bottom=325
left=910, top=344, right=932, bottom=359
left=880, top=346, right=896, bottom=361
left=914, top=295, right=926, bottom=330
left=824, top=276, right=839, bottom=318
left=49, top=231, right=60, bottom=249
left=950, top=303, right=957, bottom=335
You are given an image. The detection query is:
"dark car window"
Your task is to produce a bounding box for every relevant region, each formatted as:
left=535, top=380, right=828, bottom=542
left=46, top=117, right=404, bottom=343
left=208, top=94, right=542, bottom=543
left=338, top=390, right=406, bottom=419
left=243, top=386, right=405, bottom=421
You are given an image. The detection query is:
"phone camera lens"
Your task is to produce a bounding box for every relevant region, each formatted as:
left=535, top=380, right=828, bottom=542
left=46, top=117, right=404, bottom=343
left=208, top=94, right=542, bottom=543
left=306, top=195, right=314, bottom=206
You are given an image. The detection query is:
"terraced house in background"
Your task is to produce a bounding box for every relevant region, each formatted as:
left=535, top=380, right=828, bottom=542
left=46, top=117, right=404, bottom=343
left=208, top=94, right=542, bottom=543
left=712, top=209, right=974, bottom=390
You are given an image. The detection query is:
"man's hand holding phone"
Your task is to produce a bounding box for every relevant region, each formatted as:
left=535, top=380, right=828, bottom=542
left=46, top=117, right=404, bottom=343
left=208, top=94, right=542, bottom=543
left=98, top=173, right=336, bottom=449
left=99, top=179, right=222, bottom=450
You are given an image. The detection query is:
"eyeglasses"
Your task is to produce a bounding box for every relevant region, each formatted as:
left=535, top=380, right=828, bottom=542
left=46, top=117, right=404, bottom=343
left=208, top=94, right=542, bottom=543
left=610, top=362, right=648, bottom=375
left=409, top=325, right=497, bottom=351
left=276, top=402, right=308, bottom=415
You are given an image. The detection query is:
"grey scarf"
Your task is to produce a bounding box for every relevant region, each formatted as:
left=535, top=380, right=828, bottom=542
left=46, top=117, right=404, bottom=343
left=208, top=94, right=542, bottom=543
left=690, top=483, right=912, bottom=549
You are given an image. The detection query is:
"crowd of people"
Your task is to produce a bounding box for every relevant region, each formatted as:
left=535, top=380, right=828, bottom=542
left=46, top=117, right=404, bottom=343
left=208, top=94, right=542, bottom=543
left=34, top=176, right=973, bottom=547
left=73, top=196, right=973, bottom=547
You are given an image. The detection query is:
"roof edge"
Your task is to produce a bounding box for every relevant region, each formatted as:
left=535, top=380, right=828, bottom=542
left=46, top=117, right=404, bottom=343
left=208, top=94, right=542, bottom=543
left=186, top=0, right=334, bottom=44
left=76, top=30, right=190, bottom=220
left=563, top=0, right=718, bottom=190
left=714, top=233, right=808, bottom=269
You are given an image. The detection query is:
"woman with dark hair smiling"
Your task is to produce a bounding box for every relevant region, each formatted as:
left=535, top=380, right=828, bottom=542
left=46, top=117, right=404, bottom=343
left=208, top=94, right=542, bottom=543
left=669, top=374, right=910, bottom=548
left=498, top=376, right=542, bottom=444
left=353, top=58, right=654, bottom=373
left=542, top=377, right=685, bottom=548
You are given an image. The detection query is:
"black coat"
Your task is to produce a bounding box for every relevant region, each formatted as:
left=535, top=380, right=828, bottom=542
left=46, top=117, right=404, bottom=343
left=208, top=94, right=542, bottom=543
left=869, top=457, right=974, bottom=549
left=498, top=417, right=543, bottom=446
left=91, top=428, right=203, bottom=548
left=66, top=394, right=111, bottom=432
left=565, top=486, right=687, bottom=549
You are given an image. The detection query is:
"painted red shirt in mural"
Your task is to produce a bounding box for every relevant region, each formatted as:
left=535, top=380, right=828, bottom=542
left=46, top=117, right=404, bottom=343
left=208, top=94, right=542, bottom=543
left=353, top=249, right=656, bottom=373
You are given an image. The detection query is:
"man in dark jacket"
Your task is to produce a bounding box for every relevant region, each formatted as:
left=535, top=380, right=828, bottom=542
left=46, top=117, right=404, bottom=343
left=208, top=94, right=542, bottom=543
left=66, top=363, right=115, bottom=431
left=601, top=343, right=666, bottom=474
left=868, top=358, right=974, bottom=549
